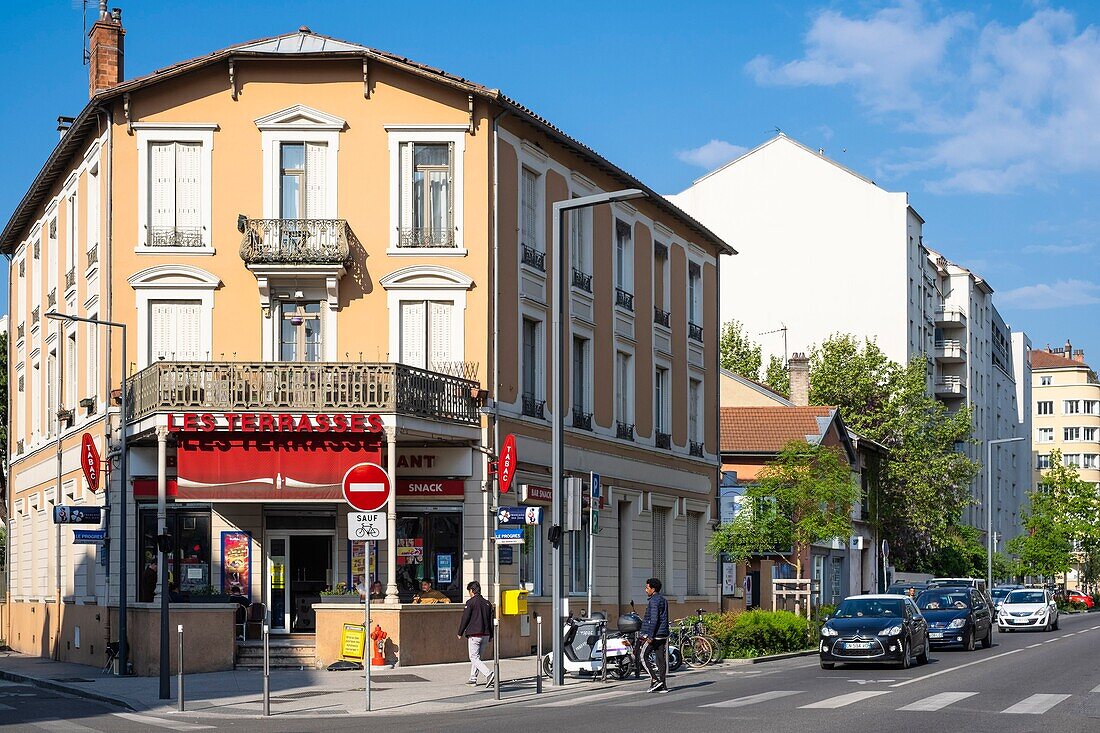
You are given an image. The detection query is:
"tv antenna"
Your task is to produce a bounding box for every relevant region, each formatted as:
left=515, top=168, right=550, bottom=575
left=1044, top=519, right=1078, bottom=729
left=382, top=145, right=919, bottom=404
left=758, top=324, right=788, bottom=366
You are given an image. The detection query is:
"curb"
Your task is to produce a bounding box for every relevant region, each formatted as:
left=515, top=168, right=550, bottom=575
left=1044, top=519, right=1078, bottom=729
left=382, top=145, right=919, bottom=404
left=0, top=669, right=137, bottom=711
left=722, top=649, right=817, bottom=665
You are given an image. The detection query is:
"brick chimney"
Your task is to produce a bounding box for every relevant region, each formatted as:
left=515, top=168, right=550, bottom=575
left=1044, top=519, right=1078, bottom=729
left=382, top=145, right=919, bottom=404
left=788, top=352, right=810, bottom=407
left=1073, top=349, right=1086, bottom=363
left=88, top=4, right=124, bottom=98
left=1064, top=339, right=1073, bottom=360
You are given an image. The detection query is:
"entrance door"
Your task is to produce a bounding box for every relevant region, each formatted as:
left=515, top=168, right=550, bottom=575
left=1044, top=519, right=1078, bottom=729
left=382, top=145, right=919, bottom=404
left=267, top=534, right=290, bottom=633
left=265, top=531, right=335, bottom=634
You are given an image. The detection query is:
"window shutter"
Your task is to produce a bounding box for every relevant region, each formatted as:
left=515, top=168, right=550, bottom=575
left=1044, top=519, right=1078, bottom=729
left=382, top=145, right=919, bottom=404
left=400, top=301, right=426, bottom=369
left=522, top=169, right=537, bottom=248
left=687, top=513, right=700, bottom=595
left=428, top=301, right=452, bottom=372
left=399, top=143, right=414, bottom=233
left=652, top=507, right=667, bottom=580
left=150, top=143, right=176, bottom=233
left=176, top=302, right=204, bottom=361
left=305, top=142, right=327, bottom=219
left=175, top=143, right=202, bottom=236
left=446, top=141, right=455, bottom=237
left=149, top=302, right=174, bottom=361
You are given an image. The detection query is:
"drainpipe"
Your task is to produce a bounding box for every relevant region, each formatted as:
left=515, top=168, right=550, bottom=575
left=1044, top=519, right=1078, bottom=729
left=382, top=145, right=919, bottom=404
left=97, top=104, right=115, bottom=650
left=3, top=251, right=11, bottom=649
left=490, top=106, right=508, bottom=605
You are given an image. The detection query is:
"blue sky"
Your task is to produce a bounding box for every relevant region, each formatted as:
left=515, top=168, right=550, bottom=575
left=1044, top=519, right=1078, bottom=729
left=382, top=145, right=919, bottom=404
left=2, top=1, right=1099, bottom=359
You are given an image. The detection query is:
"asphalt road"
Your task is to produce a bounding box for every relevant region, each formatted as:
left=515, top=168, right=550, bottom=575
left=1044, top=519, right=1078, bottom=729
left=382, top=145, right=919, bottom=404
left=3, top=611, right=1100, bottom=732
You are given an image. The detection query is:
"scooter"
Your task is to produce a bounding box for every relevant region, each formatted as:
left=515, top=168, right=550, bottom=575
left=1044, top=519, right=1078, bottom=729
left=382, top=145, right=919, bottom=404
left=622, top=600, right=683, bottom=675
left=542, top=612, right=635, bottom=679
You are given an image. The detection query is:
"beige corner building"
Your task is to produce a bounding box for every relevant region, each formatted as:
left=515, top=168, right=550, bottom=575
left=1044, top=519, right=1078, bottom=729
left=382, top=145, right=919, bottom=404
left=2, top=9, right=732, bottom=673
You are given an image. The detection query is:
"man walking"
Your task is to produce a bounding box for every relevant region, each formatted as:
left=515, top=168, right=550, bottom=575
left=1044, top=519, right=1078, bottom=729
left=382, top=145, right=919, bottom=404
left=639, top=577, right=669, bottom=693
left=457, top=580, right=495, bottom=687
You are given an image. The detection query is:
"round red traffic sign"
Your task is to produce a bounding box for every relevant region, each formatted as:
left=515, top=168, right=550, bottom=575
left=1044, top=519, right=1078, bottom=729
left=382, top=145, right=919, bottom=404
left=342, top=462, right=392, bottom=512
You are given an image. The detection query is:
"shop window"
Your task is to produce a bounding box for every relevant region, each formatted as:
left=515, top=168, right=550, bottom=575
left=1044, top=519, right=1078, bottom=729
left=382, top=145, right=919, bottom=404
left=520, top=524, right=542, bottom=595
left=138, top=507, right=212, bottom=601
left=396, top=510, right=463, bottom=602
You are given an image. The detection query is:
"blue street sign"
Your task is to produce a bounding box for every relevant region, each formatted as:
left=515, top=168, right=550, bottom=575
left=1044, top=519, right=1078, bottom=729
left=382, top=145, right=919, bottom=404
left=73, top=529, right=106, bottom=545
left=494, top=527, right=524, bottom=540
left=590, top=472, right=601, bottom=499
left=53, top=505, right=103, bottom=525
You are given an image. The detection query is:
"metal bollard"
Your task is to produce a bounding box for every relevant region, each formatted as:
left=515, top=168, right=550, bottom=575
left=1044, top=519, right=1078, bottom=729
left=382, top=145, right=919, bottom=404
left=176, top=625, right=185, bottom=712
left=535, top=614, right=543, bottom=694
left=600, top=621, right=609, bottom=683
left=262, top=617, right=271, bottom=717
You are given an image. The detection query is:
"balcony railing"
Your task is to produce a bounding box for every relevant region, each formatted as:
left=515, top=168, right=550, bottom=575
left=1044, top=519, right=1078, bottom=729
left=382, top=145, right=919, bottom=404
left=655, top=431, right=671, bottom=449
left=65, top=268, right=76, bottom=291
left=615, top=288, right=634, bottom=312
left=935, top=339, right=965, bottom=362
left=654, top=307, right=670, bottom=328
left=522, top=393, right=545, bottom=419
left=934, top=375, right=966, bottom=398
left=521, top=245, right=546, bottom=272
left=126, top=361, right=480, bottom=425
left=17, top=322, right=24, bottom=341
left=397, top=226, right=455, bottom=249
left=31, top=306, right=40, bottom=324
left=688, top=322, right=704, bottom=342
left=689, top=440, right=705, bottom=457
left=616, top=421, right=635, bottom=441
left=47, top=289, right=57, bottom=308
left=935, top=306, right=966, bottom=327
left=239, top=218, right=350, bottom=265
left=86, top=244, right=98, bottom=268
left=571, top=268, right=592, bottom=293
left=572, top=410, right=593, bottom=431
left=147, top=226, right=204, bottom=248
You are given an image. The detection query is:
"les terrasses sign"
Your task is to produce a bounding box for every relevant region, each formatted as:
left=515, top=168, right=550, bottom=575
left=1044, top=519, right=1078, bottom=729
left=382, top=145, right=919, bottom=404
left=167, top=412, right=384, bottom=434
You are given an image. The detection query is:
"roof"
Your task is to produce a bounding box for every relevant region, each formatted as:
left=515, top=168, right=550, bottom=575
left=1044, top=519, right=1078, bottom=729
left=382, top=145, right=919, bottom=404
left=1030, top=349, right=1090, bottom=370
left=720, top=405, right=839, bottom=454
left=1, top=29, right=734, bottom=256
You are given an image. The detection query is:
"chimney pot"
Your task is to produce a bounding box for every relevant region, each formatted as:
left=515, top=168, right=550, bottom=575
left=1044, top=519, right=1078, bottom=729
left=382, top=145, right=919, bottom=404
left=88, top=5, right=125, bottom=98
left=1064, top=339, right=1073, bottom=359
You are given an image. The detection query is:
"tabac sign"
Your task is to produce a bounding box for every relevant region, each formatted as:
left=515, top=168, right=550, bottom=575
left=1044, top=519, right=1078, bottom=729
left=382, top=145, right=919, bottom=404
left=80, top=433, right=101, bottom=492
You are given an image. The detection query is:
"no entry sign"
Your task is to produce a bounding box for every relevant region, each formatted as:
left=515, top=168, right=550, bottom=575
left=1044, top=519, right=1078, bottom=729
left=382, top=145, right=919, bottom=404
left=342, top=462, right=391, bottom=512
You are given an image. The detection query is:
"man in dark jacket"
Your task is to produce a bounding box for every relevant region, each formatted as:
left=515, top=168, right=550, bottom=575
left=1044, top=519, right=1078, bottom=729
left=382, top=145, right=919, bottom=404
left=639, top=577, right=670, bottom=693
left=457, top=580, right=495, bottom=687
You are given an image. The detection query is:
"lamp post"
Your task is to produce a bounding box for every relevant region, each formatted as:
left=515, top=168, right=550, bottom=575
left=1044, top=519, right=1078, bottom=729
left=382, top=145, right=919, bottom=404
left=987, top=436, right=1025, bottom=593
left=551, top=188, right=646, bottom=686
left=46, top=312, right=131, bottom=678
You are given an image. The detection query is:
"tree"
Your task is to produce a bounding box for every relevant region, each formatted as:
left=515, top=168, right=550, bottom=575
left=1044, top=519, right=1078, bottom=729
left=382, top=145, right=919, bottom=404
left=719, top=320, right=762, bottom=381
left=708, top=441, right=858, bottom=577
left=808, top=334, right=893, bottom=436
left=763, top=355, right=789, bottom=398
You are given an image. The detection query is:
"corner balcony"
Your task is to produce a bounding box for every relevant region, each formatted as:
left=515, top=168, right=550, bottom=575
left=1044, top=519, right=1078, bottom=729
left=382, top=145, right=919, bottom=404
left=125, top=361, right=480, bottom=426
left=934, top=375, right=967, bottom=399
left=238, top=217, right=350, bottom=266
left=935, top=339, right=966, bottom=363
left=934, top=306, right=966, bottom=328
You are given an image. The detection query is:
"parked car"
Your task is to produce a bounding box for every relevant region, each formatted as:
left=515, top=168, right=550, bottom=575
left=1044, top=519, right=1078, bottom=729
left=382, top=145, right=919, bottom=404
left=819, top=595, right=929, bottom=670
left=990, top=585, right=1022, bottom=612
left=914, top=586, right=993, bottom=651
left=998, top=588, right=1059, bottom=632
left=1059, top=589, right=1094, bottom=609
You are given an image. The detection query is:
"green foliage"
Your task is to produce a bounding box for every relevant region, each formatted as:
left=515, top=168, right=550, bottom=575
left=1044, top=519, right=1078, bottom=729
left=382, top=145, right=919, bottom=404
left=713, top=610, right=811, bottom=658
left=708, top=441, right=859, bottom=576
left=1009, top=450, right=1082, bottom=579
left=763, top=355, right=789, bottom=397
left=1055, top=598, right=1087, bottom=614
left=719, top=320, right=762, bottom=381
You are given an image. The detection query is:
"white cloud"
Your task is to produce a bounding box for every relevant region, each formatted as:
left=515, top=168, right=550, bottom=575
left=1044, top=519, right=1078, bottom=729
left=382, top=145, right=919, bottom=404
left=747, top=4, right=1100, bottom=194
left=997, top=279, right=1100, bottom=309
left=1021, top=242, right=1093, bottom=254
left=676, top=139, right=748, bottom=169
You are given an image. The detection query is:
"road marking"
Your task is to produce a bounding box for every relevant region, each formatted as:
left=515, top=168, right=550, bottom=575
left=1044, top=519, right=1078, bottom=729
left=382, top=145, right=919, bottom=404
left=112, top=713, right=214, bottom=730
left=890, top=648, right=1022, bottom=688
left=1091, top=683, right=1100, bottom=693
left=897, top=691, right=978, bottom=711
left=701, top=690, right=803, bottom=708
left=622, top=688, right=719, bottom=706
left=1002, top=693, right=1071, bottom=715
left=535, top=688, right=647, bottom=707
left=33, top=721, right=103, bottom=733
left=800, top=690, right=890, bottom=709
left=1026, top=643, right=1042, bottom=648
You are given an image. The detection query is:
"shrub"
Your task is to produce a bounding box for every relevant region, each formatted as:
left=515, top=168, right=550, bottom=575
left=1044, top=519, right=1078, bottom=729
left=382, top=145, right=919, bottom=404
left=701, top=609, right=810, bottom=659
left=1056, top=598, right=1087, bottom=613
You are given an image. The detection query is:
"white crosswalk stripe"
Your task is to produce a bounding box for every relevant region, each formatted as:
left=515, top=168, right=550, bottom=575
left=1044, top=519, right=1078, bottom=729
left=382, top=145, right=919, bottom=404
left=897, top=692, right=978, bottom=711
left=800, top=690, right=890, bottom=709
left=535, top=688, right=648, bottom=707
left=1091, top=683, right=1100, bottom=693
left=112, top=713, right=213, bottom=730
left=701, top=690, right=803, bottom=708
left=1001, top=694, right=1072, bottom=715
left=33, top=721, right=104, bottom=733
left=619, top=688, right=718, bottom=706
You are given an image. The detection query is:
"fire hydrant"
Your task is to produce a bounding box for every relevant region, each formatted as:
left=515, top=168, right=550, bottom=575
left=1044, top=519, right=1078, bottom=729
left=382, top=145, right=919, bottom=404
left=370, top=624, right=387, bottom=667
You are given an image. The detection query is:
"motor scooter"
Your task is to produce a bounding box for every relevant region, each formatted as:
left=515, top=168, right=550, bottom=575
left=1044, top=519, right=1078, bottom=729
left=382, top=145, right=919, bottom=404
left=542, top=612, right=634, bottom=679
left=621, top=600, right=683, bottom=676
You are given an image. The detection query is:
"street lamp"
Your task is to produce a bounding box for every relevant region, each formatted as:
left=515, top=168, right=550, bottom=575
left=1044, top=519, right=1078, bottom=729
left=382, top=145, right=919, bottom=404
left=551, top=188, right=646, bottom=686
left=987, top=436, right=1025, bottom=593
left=46, top=312, right=134, bottom=680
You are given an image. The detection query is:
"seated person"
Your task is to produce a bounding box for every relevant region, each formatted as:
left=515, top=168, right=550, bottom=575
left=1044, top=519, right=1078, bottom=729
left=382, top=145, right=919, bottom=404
left=412, top=579, right=450, bottom=604
left=953, top=599, right=968, bottom=609
left=369, top=581, right=385, bottom=601
left=228, top=585, right=250, bottom=609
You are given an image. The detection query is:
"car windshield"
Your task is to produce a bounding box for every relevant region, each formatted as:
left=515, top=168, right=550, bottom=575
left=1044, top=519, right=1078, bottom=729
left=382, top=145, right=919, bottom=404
left=833, top=598, right=905, bottom=618
left=915, top=590, right=971, bottom=610
left=1005, top=590, right=1046, bottom=604
left=991, top=588, right=1011, bottom=600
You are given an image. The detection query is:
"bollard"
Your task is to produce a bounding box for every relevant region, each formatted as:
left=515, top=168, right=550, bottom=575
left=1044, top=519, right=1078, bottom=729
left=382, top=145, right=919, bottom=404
left=176, top=625, right=184, bottom=712
left=535, top=614, right=543, bottom=694
left=493, top=617, right=501, bottom=701
left=262, top=617, right=270, bottom=717
left=600, top=621, right=609, bottom=683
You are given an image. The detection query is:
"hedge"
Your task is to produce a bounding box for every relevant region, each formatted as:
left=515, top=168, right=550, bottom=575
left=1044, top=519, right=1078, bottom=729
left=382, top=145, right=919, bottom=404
left=692, top=610, right=811, bottom=659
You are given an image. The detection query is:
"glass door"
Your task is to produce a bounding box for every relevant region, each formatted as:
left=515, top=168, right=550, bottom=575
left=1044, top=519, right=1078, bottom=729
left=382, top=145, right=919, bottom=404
left=267, top=534, right=290, bottom=634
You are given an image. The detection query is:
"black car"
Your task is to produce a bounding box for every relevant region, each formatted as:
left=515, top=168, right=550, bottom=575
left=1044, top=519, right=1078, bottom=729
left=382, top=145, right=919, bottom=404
left=819, top=595, right=929, bottom=670
left=914, top=586, right=992, bottom=651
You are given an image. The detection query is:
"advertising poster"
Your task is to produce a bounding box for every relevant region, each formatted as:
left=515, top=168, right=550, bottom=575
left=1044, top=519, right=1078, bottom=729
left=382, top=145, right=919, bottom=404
left=436, top=554, right=452, bottom=584
left=396, top=538, right=423, bottom=565
left=221, top=531, right=252, bottom=600
left=348, top=541, right=378, bottom=594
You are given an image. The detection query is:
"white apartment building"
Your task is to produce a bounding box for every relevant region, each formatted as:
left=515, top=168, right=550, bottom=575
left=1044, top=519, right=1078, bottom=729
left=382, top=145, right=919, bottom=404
left=669, top=134, right=1030, bottom=553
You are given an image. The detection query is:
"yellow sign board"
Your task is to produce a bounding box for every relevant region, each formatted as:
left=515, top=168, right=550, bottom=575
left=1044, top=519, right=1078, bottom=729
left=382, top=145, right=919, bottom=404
left=272, top=563, right=285, bottom=590
left=341, top=623, right=366, bottom=661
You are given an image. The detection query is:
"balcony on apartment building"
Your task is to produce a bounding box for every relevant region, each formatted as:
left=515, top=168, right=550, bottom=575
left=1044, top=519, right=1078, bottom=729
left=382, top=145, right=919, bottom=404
left=125, top=361, right=481, bottom=425
left=934, top=306, right=966, bottom=328
left=934, top=374, right=967, bottom=399
left=935, top=339, right=966, bottom=363
left=238, top=217, right=350, bottom=266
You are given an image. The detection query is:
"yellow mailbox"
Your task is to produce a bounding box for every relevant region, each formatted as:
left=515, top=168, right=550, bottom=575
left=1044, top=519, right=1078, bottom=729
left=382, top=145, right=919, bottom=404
left=502, top=589, right=528, bottom=616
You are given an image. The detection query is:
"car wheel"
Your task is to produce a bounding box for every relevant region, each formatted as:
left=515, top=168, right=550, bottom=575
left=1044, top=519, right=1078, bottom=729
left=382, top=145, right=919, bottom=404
left=981, top=625, right=993, bottom=649
left=916, top=642, right=929, bottom=665
left=899, top=639, right=912, bottom=669
left=820, top=660, right=835, bottom=670
left=963, top=629, right=975, bottom=651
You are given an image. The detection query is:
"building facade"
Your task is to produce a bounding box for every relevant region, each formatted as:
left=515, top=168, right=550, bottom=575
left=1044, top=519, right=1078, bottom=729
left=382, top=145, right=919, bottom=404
left=2, top=13, right=730, bottom=672
left=669, top=134, right=1030, bottom=555
left=1030, top=343, right=1100, bottom=489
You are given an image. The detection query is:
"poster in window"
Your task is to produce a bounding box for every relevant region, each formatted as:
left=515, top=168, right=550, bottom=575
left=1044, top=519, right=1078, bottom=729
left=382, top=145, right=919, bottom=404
left=221, top=531, right=252, bottom=600
left=397, top=538, right=423, bottom=565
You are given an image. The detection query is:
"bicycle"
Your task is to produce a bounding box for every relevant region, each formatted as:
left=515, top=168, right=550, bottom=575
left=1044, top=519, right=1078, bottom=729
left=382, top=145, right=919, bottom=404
left=671, top=609, right=721, bottom=666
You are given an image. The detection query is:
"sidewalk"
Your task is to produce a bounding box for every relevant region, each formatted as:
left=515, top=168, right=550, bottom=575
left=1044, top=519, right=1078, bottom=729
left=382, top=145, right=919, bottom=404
left=0, top=650, right=660, bottom=718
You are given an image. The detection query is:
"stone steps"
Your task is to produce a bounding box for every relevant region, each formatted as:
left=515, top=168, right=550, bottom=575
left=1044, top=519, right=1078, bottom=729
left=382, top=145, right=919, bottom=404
left=235, top=639, right=317, bottom=670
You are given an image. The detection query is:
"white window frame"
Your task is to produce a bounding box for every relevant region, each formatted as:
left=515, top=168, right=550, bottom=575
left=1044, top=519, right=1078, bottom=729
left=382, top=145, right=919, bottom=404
left=65, top=191, right=77, bottom=285
left=255, top=105, right=342, bottom=224
left=1040, top=375, right=1052, bottom=386
left=380, top=265, right=473, bottom=365
left=687, top=258, right=703, bottom=325
left=86, top=311, right=98, bottom=412
left=1037, top=427, right=1054, bottom=443
left=1065, top=399, right=1081, bottom=415
left=86, top=163, right=99, bottom=252
left=134, top=123, right=217, bottom=254
left=1084, top=427, right=1098, bottom=442
left=1037, top=454, right=1051, bottom=470
left=1037, top=401, right=1053, bottom=415
left=520, top=311, right=545, bottom=404
left=385, top=125, right=467, bottom=256
left=520, top=166, right=542, bottom=254
left=1065, top=426, right=1082, bottom=442
left=1086, top=400, right=1100, bottom=415
left=615, top=348, right=633, bottom=427
left=128, top=265, right=219, bottom=369
left=614, top=218, right=634, bottom=297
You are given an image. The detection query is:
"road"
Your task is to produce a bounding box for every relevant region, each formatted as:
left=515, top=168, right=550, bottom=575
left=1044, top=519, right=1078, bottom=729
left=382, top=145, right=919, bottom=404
left=3, top=611, right=1099, bottom=732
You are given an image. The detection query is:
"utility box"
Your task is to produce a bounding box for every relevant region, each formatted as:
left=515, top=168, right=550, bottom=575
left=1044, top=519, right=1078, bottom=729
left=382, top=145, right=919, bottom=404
left=502, top=589, right=528, bottom=615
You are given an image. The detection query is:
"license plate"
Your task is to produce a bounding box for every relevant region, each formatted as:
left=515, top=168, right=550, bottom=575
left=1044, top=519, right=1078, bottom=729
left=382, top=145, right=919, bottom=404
left=844, top=642, right=872, bottom=650
left=1012, top=618, right=1027, bottom=624
left=929, top=632, right=943, bottom=639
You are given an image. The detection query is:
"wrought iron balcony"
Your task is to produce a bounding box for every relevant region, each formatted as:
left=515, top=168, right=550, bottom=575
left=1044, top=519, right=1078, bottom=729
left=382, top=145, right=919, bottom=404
left=31, top=306, right=40, bottom=324
left=47, top=289, right=57, bottom=308
left=688, top=322, right=704, bottom=342
left=125, top=361, right=480, bottom=425
left=655, top=431, right=671, bottom=449
left=16, top=439, right=23, bottom=455
left=239, top=217, right=350, bottom=265
left=689, top=440, right=705, bottom=457
left=572, top=409, right=593, bottom=431
left=521, top=245, right=546, bottom=272
left=654, top=307, right=670, bottom=328
left=571, top=268, right=592, bottom=293
left=147, top=226, right=204, bottom=248
left=615, top=288, right=634, bottom=312
left=397, top=226, right=455, bottom=249
left=86, top=245, right=98, bottom=268
left=616, top=421, right=635, bottom=441
left=65, top=268, right=76, bottom=291
left=16, top=322, right=24, bottom=341
left=522, top=393, right=546, bottom=419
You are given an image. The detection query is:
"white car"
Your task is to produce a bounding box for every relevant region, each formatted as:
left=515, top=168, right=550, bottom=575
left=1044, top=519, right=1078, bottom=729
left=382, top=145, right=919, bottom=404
left=997, top=588, right=1059, bottom=632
